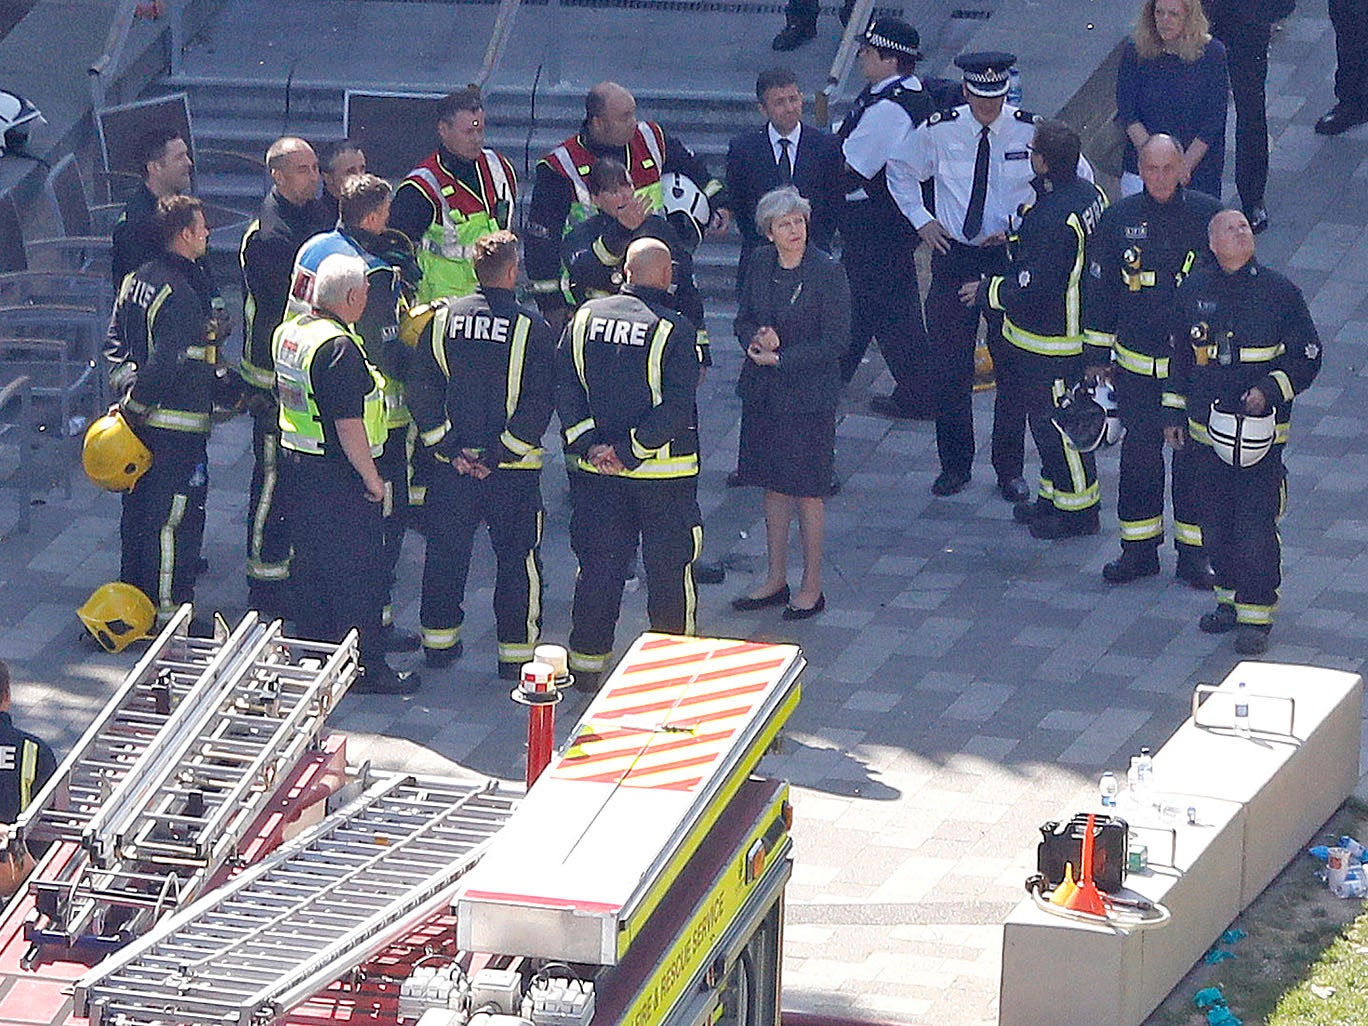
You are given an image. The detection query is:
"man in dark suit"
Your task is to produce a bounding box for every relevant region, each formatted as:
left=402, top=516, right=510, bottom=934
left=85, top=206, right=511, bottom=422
left=726, top=67, right=843, bottom=296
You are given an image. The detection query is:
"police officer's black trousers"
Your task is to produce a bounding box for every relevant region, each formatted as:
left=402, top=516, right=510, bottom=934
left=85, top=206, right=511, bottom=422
left=1116, top=373, right=1203, bottom=553
left=1019, top=353, right=1098, bottom=519
left=281, top=452, right=386, bottom=670
left=839, top=201, right=929, bottom=401
left=420, top=465, right=544, bottom=671
left=924, top=242, right=1017, bottom=479
left=376, top=430, right=410, bottom=627
left=567, top=471, right=702, bottom=674
left=1331, top=0, right=1368, bottom=110
left=1210, top=17, right=1272, bottom=209
left=1193, top=444, right=1284, bottom=627
left=121, top=443, right=207, bottom=617
left=247, top=409, right=291, bottom=614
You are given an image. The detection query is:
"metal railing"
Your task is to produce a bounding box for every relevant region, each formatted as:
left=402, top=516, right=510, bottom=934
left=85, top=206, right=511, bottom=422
left=88, top=0, right=191, bottom=110
left=0, top=374, right=33, bottom=537
left=476, top=0, right=524, bottom=87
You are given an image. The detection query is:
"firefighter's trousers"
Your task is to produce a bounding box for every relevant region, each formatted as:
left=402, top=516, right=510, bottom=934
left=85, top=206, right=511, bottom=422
left=375, top=429, right=410, bottom=627
left=121, top=444, right=207, bottom=618
left=1116, top=371, right=1204, bottom=553
left=1194, top=443, right=1285, bottom=627
left=1021, top=352, right=1099, bottom=520
left=246, top=409, right=291, bottom=613
left=567, top=471, right=702, bottom=675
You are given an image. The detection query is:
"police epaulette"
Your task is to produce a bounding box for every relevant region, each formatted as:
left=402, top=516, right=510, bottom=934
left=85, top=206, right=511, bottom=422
left=927, top=107, right=960, bottom=126
left=1014, top=108, right=1044, bottom=124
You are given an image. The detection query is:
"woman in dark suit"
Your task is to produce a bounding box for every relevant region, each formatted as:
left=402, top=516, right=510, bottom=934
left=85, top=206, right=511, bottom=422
left=731, top=187, right=850, bottom=621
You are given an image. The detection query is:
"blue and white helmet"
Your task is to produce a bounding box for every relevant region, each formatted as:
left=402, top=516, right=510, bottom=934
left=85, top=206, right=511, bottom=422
left=0, top=89, right=44, bottom=158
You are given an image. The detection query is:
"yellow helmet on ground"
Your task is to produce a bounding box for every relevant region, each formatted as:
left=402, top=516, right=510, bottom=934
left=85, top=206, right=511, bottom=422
left=78, top=582, right=156, bottom=653
left=82, top=410, right=152, bottom=492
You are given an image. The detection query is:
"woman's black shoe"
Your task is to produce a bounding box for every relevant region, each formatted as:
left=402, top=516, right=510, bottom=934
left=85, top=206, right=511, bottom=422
left=731, top=585, right=790, bottom=611
left=782, top=593, right=826, bottom=620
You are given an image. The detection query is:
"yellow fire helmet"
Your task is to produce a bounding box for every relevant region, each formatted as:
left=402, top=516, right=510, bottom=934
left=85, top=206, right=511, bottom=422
left=82, top=410, right=152, bottom=492
left=77, top=582, right=156, bottom=653
left=398, top=302, right=436, bottom=349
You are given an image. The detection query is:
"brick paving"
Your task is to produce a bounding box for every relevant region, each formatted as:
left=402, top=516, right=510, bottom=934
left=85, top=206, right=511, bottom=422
left=0, top=2, right=1365, bottom=1024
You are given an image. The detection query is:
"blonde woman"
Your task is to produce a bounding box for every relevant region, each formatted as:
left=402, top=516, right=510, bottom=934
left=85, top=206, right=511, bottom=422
left=1115, top=0, right=1229, bottom=199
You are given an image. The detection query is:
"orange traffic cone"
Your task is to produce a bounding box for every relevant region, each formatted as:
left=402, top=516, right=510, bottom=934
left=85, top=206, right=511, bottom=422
left=1065, top=813, right=1107, bottom=916
left=1050, top=863, right=1078, bottom=906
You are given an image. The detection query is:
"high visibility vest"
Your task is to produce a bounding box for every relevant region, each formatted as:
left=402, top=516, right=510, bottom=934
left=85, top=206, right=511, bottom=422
left=546, top=122, right=667, bottom=235
left=404, top=149, right=515, bottom=303
left=274, top=314, right=388, bottom=457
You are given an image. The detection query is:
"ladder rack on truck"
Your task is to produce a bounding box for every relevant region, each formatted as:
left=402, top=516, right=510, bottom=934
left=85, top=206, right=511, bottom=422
left=77, top=773, right=520, bottom=1026
left=10, top=606, right=360, bottom=960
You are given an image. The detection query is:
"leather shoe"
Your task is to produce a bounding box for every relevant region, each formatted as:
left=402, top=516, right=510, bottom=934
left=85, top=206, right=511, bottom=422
left=1102, top=548, right=1160, bottom=584
left=1315, top=102, right=1368, bottom=136
left=772, top=19, right=815, bottom=50
left=870, top=394, right=934, bottom=420
left=353, top=665, right=420, bottom=695
left=1175, top=549, right=1216, bottom=590
left=423, top=641, right=464, bottom=668
left=998, top=477, right=1030, bottom=503
left=726, top=470, right=746, bottom=488
left=1235, top=625, right=1270, bottom=655
left=1198, top=605, right=1237, bottom=634
left=732, top=585, right=790, bottom=612
left=1244, top=205, right=1269, bottom=235
left=782, top=593, right=825, bottom=620
left=693, top=559, right=726, bottom=585
left=931, top=470, right=971, bottom=496
left=1029, top=511, right=1099, bottom=540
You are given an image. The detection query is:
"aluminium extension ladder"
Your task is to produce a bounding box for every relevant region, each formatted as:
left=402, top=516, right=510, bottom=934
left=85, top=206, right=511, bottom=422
left=11, top=606, right=360, bottom=959
left=77, top=772, right=520, bottom=1026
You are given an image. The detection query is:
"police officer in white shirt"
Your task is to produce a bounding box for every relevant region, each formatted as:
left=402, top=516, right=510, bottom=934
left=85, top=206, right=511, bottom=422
left=837, top=18, right=936, bottom=418
left=889, top=52, right=1092, bottom=498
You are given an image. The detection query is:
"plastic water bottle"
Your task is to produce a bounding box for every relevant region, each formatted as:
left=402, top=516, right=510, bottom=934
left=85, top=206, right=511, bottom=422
left=1099, top=771, right=1118, bottom=807
left=1135, top=747, right=1154, bottom=800
left=1006, top=66, right=1022, bottom=107
left=1234, top=681, right=1251, bottom=738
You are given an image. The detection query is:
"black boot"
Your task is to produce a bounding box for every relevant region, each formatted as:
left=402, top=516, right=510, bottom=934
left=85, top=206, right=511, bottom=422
left=1175, top=547, right=1216, bottom=590
left=772, top=18, right=816, bottom=50
left=1102, top=545, right=1160, bottom=585
left=1199, top=605, right=1237, bottom=634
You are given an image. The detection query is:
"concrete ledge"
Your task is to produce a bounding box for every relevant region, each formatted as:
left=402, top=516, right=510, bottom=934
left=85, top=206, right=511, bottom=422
left=1000, top=661, right=1363, bottom=1026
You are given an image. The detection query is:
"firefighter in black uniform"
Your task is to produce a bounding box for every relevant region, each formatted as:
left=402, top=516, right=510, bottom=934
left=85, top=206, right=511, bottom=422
left=0, top=662, right=56, bottom=827
left=1163, top=209, right=1322, bottom=655
left=525, top=81, right=726, bottom=326
left=107, top=196, right=238, bottom=620
left=407, top=231, right=556, bottom=679
left=837, top=18, right=934, bottom=415
left=964, top=120, right=1108, bottom=539
left=274, top=253, right=418, bottom=695
left=1085, top=134, right=1222, bottom=587
left=557, top=238, right=703, bottom=691
left=239, top=136, right=331, bottom=617
left=562, top=158, right=708, bottom=366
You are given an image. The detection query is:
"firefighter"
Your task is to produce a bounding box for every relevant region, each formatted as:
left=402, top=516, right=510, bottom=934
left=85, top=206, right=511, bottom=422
left=524, top=81, right=727, bottom=324
left=288, top=173, right=422, bottom=649
left=1163, top=209, right=1322, bottom=655
left=318, top=139, right=365, bottom=228
left=107, top=195, right=238, bottom=620
left=0, top=662, right=55, bottom=826
left=274, top=253, right=418, bottom=694
left=562, top=158, right=707, bottom=365
left=389, top=86, right=517, bottom=305
left=836, top=18, right=934, bottom=416
left=111, top=128, right=194, bottom=289
left=1085, top=134, right=1223, bottom=587
left=558, top=238, right=703, bottom=691
left=407, top=231, right=555, bottom=678
left=239, top=137, right=332, bottom=617
left=963, top=120, right=1108, bottom=539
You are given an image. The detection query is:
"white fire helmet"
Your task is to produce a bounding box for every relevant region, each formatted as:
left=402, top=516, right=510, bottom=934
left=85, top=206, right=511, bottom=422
left=1052, top=379, right=1124, bottom=453
left=0, top=89, right=44, bottom=158
left=1207, top=398, right=1276, bottom=468
left=659, top=172, right=709, bottom=250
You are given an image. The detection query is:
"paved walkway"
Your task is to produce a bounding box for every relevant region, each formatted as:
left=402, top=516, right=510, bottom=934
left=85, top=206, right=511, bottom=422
left=1, top=2, right=1366, bottom=1024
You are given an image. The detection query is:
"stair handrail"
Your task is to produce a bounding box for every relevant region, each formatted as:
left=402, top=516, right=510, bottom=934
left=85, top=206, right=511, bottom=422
left=88, top=0, right=144, bottom=110
left=815, top=0, right=878, bottom=128
left=475, top=0, right=522, bottom=87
